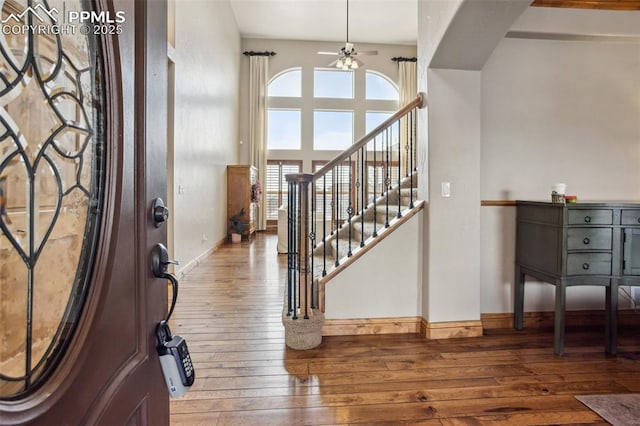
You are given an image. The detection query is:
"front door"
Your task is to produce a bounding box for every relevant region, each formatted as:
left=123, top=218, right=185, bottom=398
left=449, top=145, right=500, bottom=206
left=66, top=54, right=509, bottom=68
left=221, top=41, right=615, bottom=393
left=0, top=0, right=170, bottom=424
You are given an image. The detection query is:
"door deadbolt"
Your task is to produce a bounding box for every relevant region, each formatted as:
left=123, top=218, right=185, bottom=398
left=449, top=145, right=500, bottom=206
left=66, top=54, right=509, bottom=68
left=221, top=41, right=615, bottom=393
left=152, top=198, right=169, bottom=228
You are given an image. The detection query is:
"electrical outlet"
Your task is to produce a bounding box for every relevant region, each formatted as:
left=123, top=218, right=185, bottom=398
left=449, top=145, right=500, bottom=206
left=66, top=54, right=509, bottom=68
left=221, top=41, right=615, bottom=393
left=178, top=184, right=185, bottom=194
left=202, top=233, right=208, bottom=242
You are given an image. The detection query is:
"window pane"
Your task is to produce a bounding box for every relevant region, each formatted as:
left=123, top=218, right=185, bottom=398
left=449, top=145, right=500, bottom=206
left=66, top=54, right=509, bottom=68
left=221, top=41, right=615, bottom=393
left=268, top=69, right=301, bottom=97
left=266, top=162, right=301, bottom=220
left=314, top=69, right=353, bottom=99
left=268, top=109, right=301, bottom=150
left=314, top=111, right=353, bottom=150
left=366, top=71, right=398, bottom=100
left=366, top=112, right=393, bottom=133
left=314, top=162, right=352, bottom=221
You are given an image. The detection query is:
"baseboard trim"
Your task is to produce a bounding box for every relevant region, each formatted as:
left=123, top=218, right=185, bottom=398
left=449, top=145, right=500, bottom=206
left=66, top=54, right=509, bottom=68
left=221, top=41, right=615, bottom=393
left=322, top=317, right=421, bottom=336
left=313, top=311, right=640, bottom=338
left=420, top=318, right=484, bottom=339
left=482, top=310, right=640, bottom=329
left=175, top=236, right=226, bottom=280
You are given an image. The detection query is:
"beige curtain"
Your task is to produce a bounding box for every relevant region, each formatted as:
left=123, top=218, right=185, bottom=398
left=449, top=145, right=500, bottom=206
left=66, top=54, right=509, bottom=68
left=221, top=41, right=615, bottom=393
left=398, top=61, right=417, bottom=177
left=398, top=61, right=417, bottom=109
left=249, top=56, right=268, bottom=231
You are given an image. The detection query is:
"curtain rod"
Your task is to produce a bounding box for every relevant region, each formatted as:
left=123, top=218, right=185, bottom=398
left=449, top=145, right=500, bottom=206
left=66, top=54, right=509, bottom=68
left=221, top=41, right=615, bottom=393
left=243, top=51, right=276, bottom=56
left=391, top=57, right=417, bottom=62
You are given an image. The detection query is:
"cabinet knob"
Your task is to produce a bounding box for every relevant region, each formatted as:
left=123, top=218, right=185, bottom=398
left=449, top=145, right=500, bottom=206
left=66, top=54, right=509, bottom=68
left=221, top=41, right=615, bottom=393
left=582, top=263, right=590, bottom=270
left=584, top=216, right=592, bottom=223
left=583, top=237, right=590, bottom=245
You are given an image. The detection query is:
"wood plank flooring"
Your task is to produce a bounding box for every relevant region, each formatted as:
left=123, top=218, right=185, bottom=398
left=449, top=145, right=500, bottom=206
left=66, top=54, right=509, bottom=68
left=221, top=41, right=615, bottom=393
left=170, top=233, right=640, bottom=425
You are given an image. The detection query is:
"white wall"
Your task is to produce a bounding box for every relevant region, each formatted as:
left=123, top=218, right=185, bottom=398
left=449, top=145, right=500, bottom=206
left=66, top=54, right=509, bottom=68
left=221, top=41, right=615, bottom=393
left=418, top=0, right=529, bottom=324
left=173, top=0, right=241, bottom=268
left=426, top=68, right=482, bottom=323
left=480, top=10, right=640, bottom=313
left=325, top=212, right=422, bottom=319
left=418, top=3, right=640, bottom=321
left=238, top=38, right=417, bottom=171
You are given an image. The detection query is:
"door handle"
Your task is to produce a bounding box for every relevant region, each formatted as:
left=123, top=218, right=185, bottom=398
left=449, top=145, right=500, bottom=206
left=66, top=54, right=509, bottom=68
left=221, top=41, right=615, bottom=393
left=152, top=243, right=180, bottom=322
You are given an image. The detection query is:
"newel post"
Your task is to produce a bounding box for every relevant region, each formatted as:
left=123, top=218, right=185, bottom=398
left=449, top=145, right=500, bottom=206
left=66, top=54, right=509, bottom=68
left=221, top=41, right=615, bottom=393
left=282, top=173, right=324, bottom=350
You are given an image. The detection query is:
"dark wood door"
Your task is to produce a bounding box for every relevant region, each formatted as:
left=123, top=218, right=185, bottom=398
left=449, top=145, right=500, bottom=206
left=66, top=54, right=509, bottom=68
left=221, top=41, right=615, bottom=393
left=0, top=0, right=170, bottom=424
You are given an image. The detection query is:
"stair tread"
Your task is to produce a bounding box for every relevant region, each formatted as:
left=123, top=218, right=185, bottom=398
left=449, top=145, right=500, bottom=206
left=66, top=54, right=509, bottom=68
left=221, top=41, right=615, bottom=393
left=308, top=172, right=420, bottom=274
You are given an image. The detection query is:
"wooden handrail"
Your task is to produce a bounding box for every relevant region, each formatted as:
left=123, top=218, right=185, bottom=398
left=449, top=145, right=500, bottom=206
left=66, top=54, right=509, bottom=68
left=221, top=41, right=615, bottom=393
left=312, top=93, right=426, bottom=182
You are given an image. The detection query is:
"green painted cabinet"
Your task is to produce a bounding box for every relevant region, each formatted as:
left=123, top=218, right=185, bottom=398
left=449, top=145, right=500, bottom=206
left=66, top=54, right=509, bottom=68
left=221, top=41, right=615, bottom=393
left=514, top=201, right=640, bottom=355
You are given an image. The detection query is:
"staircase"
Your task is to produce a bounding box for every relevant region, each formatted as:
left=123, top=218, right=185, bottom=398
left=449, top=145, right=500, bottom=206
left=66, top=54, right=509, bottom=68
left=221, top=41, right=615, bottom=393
left=312, top=174, right=421, bottom=305
left=282, top=93, right=426, bottom=349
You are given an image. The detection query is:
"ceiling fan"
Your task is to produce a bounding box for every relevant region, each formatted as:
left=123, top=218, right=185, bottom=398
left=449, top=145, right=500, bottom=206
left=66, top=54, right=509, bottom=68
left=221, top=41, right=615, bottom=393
left=317, top=0, right=378, bottom=70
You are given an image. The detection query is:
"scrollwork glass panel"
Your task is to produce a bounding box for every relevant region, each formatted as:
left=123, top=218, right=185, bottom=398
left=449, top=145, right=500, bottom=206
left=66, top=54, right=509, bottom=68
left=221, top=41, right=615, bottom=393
left=0, top=0, right=105, bottom=400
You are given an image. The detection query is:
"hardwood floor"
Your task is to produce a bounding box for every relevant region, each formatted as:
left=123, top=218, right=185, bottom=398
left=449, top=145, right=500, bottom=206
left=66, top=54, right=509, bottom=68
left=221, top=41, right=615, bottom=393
left=170, top=233, right=640, bottom=425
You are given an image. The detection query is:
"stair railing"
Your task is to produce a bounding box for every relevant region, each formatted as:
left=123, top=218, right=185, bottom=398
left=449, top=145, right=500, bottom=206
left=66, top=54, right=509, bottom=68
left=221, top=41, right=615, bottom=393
left=285, top=93, right=426, bottom=320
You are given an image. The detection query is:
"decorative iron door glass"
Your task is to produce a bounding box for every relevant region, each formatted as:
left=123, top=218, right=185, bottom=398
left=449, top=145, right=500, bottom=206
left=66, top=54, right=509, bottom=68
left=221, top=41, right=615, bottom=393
left=0, top=0, right=105, bottom=399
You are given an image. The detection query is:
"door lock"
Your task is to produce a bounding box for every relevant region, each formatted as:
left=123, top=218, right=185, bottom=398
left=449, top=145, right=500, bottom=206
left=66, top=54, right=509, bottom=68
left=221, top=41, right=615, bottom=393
left=152, top=198, right=170, bottom=228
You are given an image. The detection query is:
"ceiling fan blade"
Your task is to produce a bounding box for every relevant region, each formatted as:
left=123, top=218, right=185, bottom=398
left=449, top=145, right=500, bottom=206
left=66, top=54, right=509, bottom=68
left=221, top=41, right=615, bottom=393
left=328, top=59, right=340, bottom=67
left=318, top=51, right=339, bottom=55
left=355, top=50, right=378, bottom=56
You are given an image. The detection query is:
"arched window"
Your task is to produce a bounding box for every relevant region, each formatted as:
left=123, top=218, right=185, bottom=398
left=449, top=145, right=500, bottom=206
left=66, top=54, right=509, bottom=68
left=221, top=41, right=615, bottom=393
left=268, top=68, right=301, bottom=98
left=264, top=66, right=400, bottom=223
left=267, top=69, right=303, bottom=150
left=366, top=70, right=399, bottom=101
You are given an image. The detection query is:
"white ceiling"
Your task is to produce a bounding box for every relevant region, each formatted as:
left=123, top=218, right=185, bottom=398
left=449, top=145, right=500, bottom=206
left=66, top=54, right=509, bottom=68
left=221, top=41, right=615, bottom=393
left=229, top=0, right=418, bottom=45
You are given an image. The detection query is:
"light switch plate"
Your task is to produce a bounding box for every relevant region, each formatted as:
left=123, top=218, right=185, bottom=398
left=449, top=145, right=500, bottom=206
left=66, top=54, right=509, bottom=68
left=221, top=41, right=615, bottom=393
left=441, top=182, right=451, bottom=198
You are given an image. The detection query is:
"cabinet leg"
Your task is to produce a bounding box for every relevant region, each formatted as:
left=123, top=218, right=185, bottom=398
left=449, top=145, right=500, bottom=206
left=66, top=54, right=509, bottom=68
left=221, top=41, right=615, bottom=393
left=514, top=265, right=525, bottom=330
left=605, top=280, right=618, bottom=355
left=554, top=282, right=566, bottom=356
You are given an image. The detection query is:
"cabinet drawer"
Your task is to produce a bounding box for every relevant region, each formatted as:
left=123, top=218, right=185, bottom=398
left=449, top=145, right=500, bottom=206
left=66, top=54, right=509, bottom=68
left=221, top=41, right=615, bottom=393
left=567, top=253, right=612, bottom=276
left=621, top=210, right=640, bottom=226
left=567, top=228, right=612, bottom=250
left=568, top=209, right=612, bottom=225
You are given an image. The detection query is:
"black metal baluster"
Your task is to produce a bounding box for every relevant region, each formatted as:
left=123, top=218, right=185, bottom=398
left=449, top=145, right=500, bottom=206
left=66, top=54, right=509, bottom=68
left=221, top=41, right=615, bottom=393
left=397, top=119, right=402, bottom=219
left=355, top=149, right=360, bottom=214
left=372, top=136, right=378, bottom=238
left=413, top=108, right=417, bottom=173
left=348, top=156, right=353, bottom=257
left=303, top=182, right=310, bottom=319
left=292, top=181, right=298, bottom=320
left=385, top=127, right=390, bottom=228
left=337, top=162, right=342, bottom=229
left=310, top=180, right=316, bottom=310
left=286, top=180, right=293, bottom=316
left=311, top=184, right=316, bottom=250
left=322, top=174, right=327, bottom=276
left=410, top=109, right=415, bottom=208
left=331, top=170, right=335, bottom=236
left=334, top=164, right=340, bottom=267
left=360, top=146, right=365, bottom=248
left=405, top=115, right=410, bottom=178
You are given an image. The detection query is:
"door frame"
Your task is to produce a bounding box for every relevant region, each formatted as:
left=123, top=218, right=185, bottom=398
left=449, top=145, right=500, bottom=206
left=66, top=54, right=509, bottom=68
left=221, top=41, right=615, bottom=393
left=0, top=0, right=170, bottom=423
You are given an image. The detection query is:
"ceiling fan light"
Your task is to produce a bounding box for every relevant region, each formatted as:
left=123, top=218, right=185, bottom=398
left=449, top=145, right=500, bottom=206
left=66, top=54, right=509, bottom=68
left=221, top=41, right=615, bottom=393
left=345, top=57, right=352, bottom=66
left=351, top=61, right=359, bottom=69
left=336, top=58, right=344, bottom=68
